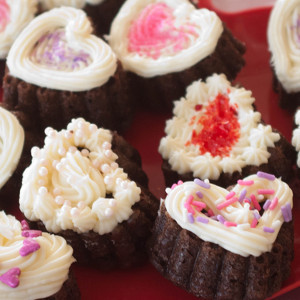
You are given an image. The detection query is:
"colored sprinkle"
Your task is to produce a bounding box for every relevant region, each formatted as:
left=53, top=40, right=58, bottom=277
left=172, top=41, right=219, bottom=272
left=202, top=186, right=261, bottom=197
left=196, top=216, right=209, bottom=224
left=207, top=209, right=215, bottom=217
left=238, top=180, right=254, bottom=186
left=217, top=215, right=225, bottom=224
left=263, top=226, right=275, bottom=233
left=263, top=199, right=271, bottom=211
left=194, top=178, right=210, bottom=189
left=171, top=183, right=177, bottom=189
left=253, top=211, right=261, bottom=220
left=257, top=171, right=275, bottom=181
left=0, top=268, right=21, bottom=288
left=187, top=213, right=194, bottom=224
left=21, top=220, right=29, bottom=231
left=184, top=196, right=195, bottom=215
left=257, top=189, right=275, bottom=195
left=281, top=203, right=292, bottom=222
left=21, top=230, right=42, bottom=238
left=196, top=190, right=203, bottom=199
left=178, top=180, right=183, bottom=185
left=210, top=215, right=218, bottom=221
left=224, top=221, right=237, bottom=227
left=191, top=201, right=206, bottom=210
left=238, top=189, right=247, bottom=203
left=217, top=197, right=238, bottom=210
left=244, top=198, right=251, bottom=205
left=226, top=191, right=236, bottom=200
left=250, top=194, right=261, bottom=211
left=250, top=218, right=258, bottom=228
left=19, top=238, right=40, bottom=257
left=269, top=197, right=278, bottom=210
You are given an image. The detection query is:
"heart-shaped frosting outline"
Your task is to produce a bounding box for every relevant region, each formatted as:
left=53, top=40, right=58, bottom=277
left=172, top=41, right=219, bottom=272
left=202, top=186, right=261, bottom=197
left=7, top=6, right=117, bottom=91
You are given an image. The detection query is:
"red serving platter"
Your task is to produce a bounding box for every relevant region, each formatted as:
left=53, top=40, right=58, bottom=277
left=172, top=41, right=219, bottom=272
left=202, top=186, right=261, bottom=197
left=2, top=1, right=300, bottom=299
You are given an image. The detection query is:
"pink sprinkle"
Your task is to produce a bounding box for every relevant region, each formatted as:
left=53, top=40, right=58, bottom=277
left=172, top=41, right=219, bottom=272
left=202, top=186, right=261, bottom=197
left=178, top=180, right=183, bottom=185
left=191, top=201, right=206, bottom=210
left=226, top=191, right=236, bottom=200
left=224, top=221, right=237, bottom=227
left=184, top=195, right=195, bottom=215
left=250, top=218, right=258, bottom=228
left=257, top=189, right=275, bottom=195
left=171, top=183, right=177, bottom=189
left=207, top=209, right=215, bottom=217
left=269, top=197, right=278, bottom=210
left=22, top=230, right=42, bottom=238
left=21, top=220, right=29, bottom=231
left=0, top=267, right=21, bottom=288
left=238, top=180, right=254, bottom=186
left=19, top=238, right=40, bottom=257
left=217, top=197, right=238, bottom=210
left=250, top=194, right=261, bottom=211
left=244, top=198, right=251, bottom=205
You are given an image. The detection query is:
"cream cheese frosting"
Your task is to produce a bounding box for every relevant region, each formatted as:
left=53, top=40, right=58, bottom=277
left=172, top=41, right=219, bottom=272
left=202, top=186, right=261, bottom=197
left=0, top=106, right=24, bottom=189
left=20, top=118, right=141, bottom=235
left=108, top=0, right=223, bottom=77
left=292, top=109, right=300, bottom=167
left=163, top=173, right=293, bottom=257
left=159, top=74, right=280, bottom=180
left=7, top=6, right=117, bottom=91
left=39, top=0, right=104, bottom=10
left=268, top=0, right=300, bottom=93
left=0, top=211, right=75, bottom=299
left=0, top=0, right=37, bottom=59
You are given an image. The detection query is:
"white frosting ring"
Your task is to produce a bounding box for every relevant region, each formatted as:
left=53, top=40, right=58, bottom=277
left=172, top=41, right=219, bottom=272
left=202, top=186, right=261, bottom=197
left=7, top=6, right=117, bottom=92
left=39, top=0, right=104, bottom=10
left=0, top=0, right=37, bottom=59
left=268, top=0, right=300, bottom=93
left=108, top=0, right=223, bottom=77
left=159, top=74, right=280, bottom=180
left=292, top=109, right=300, bottom=167
left=0, top=211, right=75, bottom=299
left=20, top=118, right=141, bottom=235
left=0, top=106, right=24, bottom=189
left=164, top=174, right=293, bottom=257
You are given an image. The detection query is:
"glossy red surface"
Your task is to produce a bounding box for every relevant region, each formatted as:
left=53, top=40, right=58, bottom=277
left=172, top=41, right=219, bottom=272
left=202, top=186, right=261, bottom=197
left=2, top=2, right=300, bottom=300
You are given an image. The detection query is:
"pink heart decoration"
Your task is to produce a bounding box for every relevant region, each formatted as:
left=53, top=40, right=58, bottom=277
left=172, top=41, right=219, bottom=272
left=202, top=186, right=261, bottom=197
left=21, top=220, right=29, bottom=231
left=0, top=267, right=21, bottom=288
left=19, top=238, right=40, bottom=257
left=21, top=229, right=42, bottom=238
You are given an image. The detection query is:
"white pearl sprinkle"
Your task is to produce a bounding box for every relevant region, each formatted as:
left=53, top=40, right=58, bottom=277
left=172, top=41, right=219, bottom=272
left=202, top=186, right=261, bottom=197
left=64, top=200, right=71, bottom=206
left=64, top=131, right=72, bottom=139
left=52, top=160, right=59, bottom=168
left=40, top=158, right=49, bottom=166
left=38, top=179, right=46, bottom=186
left=111, top=162, right=118, bottom=169
left=121, top=181, right=128, bottom=189
left=78, top=120, right=85, bottom=129
left=104, top=176, right=113, bottom=185
left=81, top=149, right=89, bottom=157
left=38, top=187, right=48, bottom=195
left=68, top=146, right=77, bottom=153
left=105, top=208, right=113, bottom=217
left=101, top=164, right=110, bottom=173
left=53, top=188, right=62, bottom=196
left=55, top=196, right=64, bottom=205
left=78, top=201, right=86, bottom=209
left=116, top=178, right=122, bottom=185
left=258, top=195, right=264, bottom=201
left=93, top=160, right=101, bottom=169
left=165, top=188, right=171, bottom=194
left=204, top=179, right=210, bottom=184
left=39, top=166, right=48, bottom=176
left=104, top=150, right=112, bottom=158
left=75, top=130, right=84, bottom=138
left=58, top=147, right=66, bottom=156
left=102, top=142, right=111, bottom=150
left=56, top=162, right=63, bottom=171
left=31, top=147, right=40, bottom=158
left=71, top=207, right=79, bottom=217
left=109, top=199, right=116, bottom=207
left=44, top=127, right=53, bottom=135
left=89, top=124, right=97, bottom=132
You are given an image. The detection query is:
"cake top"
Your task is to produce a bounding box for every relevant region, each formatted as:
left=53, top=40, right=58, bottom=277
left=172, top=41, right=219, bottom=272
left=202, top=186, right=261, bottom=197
left=268, top=0, right=300, bottom=93
left=0, top=0, right=37, bottom=59
left=163, top=172, right=293, bottom=257
left=0, top=211, right=75, bottom=299
left=159, top=74, right=280, bottom=180
left=0, top=106, right=24, bottom=189
left=20, top=118, right=141, bottom=235
left=39, top=0, right=105, bottom=10
left=108, top=0, right=223, bottom=77
left=7, top=6, right=116, bottom=91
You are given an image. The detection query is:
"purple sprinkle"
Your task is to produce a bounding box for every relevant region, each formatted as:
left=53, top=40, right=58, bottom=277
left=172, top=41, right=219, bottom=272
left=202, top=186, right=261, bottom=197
left=263, top=199, right=271, bottom=211
left=286, top=203, right=292, bottom=221
left=210, top=215, right=218, bottom=221
left=253, top=211, right=261, bottom=220
left=194, top=178, right=210, bottom=189
left=263, top=226, right=275, bottom=233
left=217, top=215, right=225, bottom=224
left=257, top=171, right=275, bottom=181
left=238, top=189, right=247, bottom=203
left=196, top=191, right=203, bottom=199
left=281, top=205, right=289, bottom=222
left=187, top=213, right=194, bottom=224
left=196, top=216, right=209, bottom=224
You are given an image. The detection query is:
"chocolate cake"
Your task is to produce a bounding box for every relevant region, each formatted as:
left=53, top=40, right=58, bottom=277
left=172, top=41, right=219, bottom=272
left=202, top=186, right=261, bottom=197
left=149, top=173, right=294, bottom=300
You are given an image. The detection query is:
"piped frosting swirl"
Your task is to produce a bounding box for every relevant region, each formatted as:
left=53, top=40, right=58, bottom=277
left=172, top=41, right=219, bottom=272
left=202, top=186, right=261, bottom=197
left=39, top=0, right=105, bottom=10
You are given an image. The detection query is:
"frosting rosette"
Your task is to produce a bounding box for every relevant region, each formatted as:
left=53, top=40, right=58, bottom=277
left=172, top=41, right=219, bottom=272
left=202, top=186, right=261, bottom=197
left=0, top=106, right=24, bottom=189
left=0, top=211, right=75, bottom=299
left=164, top=173, right=293, bottom=257
left=7, top=6, right=117, bottom=91
left=159, top=74, right=280, bottom=180
left=292, top=109, right=300, bottom=167
left=108, top=0, right=223, bottom=77
left=268, top=0, right=300, bottom=93
left=39, top=0, right=105, bottom=10
left=0, top=0, right=37, bottom=59
left=20, top=118, right=141, bottom=235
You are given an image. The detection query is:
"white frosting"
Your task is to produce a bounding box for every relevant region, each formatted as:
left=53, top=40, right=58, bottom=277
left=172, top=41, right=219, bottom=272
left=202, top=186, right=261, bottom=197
left=0, top=0, right=37, bottom=59
left=164, top=174, right=293, bottom=257
left=0, top=106, right=24, bottom=189
left=159, top=74, right=280, bottom=180
left=0, top=211, right=75, bottom=299
left=7, top=6, right=117, bottom=92
left=268, top=0, right=300, bottom=93
left=20, top=118, right=141, bottom=235
left=108, top=0, right=223, bottom=77
left=292, top=109, right=300, bottom=167
left=39, top=0, right=104, bottom=10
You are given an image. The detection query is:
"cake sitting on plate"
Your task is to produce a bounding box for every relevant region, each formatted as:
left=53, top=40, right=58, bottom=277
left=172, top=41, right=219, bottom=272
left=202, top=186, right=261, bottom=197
left=108, top=0, right=246, bottom=111
left=148, top=173, right=294, bottom=300
left=159, top=74, right=295, bottom=188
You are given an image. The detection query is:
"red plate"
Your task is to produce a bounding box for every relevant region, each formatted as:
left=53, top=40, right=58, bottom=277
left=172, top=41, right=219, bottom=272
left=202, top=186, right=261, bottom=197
left=2, top=2, right=300, bottom=300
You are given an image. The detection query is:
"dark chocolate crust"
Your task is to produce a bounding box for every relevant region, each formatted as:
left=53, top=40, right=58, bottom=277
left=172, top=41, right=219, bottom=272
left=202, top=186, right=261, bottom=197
left=130, top=24, right=246, bottom=112
left=149, top=203, right=294, bottom=300
left=27, top=131, right=159, bottom=269
left=161, top=131, right=296, bottom=188
left=0, top=59, right=5, bottom=82
left=2, top=63, right=134, bottom=134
